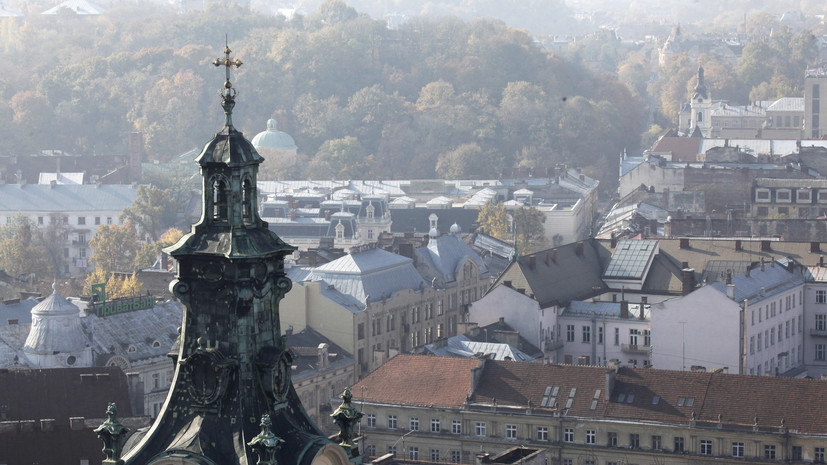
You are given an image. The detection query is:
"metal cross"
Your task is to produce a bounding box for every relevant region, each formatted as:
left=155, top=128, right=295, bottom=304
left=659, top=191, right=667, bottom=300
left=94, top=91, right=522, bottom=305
left=213, top=42, right=243, bottom=90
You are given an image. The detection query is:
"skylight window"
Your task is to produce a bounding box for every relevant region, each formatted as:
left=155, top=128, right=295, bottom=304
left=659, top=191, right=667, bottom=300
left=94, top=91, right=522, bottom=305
left=652, top=395, right=660, bottom=405
left=677, top=396, right=685, bottom=406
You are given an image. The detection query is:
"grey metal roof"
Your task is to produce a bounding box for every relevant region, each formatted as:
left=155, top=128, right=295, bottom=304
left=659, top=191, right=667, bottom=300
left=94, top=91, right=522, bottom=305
left=23, top=288, right=86, bottom=355
left=603, top=240, right=659, bottom=280
left=0, top=184, right=137, bottom=212
left=416, top=233, right=490, bottom=286
left=0, top=297, right=39, bottom=326
left=306, top=249, right=427, bottom=303
left=709, top=260, right=804, bottom=305
left=754, top=178, right=827, bottom=188
left=82, top=300, right=182, bottom=365
left=767, top=97, right=804, bottom=112
left=425, top=335, right=535, bottom=361
left=563, top=301, right=649, bottom=320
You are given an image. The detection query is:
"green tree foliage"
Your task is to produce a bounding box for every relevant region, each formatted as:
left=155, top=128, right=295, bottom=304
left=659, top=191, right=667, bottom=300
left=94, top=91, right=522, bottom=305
left=476, top=201, right=510, bottom=240
left=0, top=215, right=50, bottom=279
left=120, top=185, right=178, bottom=241
left=512, top=206, right=547, bottom=254
left=89, top=221, right=142, bottom=274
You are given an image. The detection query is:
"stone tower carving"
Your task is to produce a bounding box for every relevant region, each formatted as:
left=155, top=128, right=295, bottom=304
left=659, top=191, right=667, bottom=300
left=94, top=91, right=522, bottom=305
left=119, top=45, right=357, bottom=465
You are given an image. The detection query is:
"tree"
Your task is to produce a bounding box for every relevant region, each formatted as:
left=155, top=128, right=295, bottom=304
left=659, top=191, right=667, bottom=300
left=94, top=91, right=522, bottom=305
left=88, top=221, right=142, bottom=274
left=476, top=201, right=510, bottom=240
left=120, top=185, right=177, bottom=241
left=512, top=206, right=546, bottom=254
left=0, top=215, right=50, bottom=280
left=306, top=136, right=371, bottom=180
left=84, top=269, right=142, bottom=300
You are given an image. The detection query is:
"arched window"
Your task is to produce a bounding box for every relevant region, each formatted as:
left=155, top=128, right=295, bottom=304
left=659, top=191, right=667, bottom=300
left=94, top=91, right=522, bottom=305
left=213, top=178, right=227, bottom=221
left=697, top=112, right=703, bottom=122
left=242, top=178, right=253, bottom=221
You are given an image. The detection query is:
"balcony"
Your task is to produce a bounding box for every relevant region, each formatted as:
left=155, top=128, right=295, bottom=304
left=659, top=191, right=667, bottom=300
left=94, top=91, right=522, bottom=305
left=621, top=343, right=650, bottom=354
left=810, top=328, right=827, bottom=338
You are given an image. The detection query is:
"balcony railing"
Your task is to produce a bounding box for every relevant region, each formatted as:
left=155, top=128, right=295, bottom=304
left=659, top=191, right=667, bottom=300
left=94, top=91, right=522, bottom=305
left=621, top=343, right=650, bottom=354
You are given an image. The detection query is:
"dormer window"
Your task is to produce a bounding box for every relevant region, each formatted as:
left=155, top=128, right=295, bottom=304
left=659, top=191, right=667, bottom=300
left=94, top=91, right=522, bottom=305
left=335, top=220, right=344, bottom=239
left=213, top=179, right=228, bottom=221
left=697, top=112, right=703, bottom=122
left=366, top=202, right=375, bottom=219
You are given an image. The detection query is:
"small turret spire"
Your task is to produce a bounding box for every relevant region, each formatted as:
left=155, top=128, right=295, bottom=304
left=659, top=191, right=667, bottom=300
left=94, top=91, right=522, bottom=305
left=213, top=37, right=243, bottom=128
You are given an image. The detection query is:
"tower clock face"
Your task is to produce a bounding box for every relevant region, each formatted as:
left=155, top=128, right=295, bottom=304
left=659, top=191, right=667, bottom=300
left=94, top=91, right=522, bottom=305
left=202, top=262, right=224, bottom=283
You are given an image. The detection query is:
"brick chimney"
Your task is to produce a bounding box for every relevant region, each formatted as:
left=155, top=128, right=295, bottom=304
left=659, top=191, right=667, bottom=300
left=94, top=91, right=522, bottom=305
left=681, top=268, right=695, bottom=296
left=529, top=255, right=536, bottom=270
left=620, top=301, right=629, bottom=319
left=575, top=241, right=584, bottom=256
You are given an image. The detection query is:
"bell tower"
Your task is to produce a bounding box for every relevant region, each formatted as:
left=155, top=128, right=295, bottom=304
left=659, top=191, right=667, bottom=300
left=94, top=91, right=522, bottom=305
left=118, top=45, right=357, bottom=465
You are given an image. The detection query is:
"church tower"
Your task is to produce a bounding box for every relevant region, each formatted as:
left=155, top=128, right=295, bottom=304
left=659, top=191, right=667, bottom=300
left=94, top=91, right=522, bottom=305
left=689, top=64, right=711, bottom=137
left=119, top=46, right=357, bottom=465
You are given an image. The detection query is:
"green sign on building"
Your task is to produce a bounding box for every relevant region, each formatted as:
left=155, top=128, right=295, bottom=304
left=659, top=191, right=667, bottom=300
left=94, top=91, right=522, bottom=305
left=91, top=295, right=155, bottom=317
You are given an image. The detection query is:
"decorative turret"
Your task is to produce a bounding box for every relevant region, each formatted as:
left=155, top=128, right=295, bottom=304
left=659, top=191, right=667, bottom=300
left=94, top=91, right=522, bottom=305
left=692, top=64, right=708, bottom=101
left=118, top=44, right=357, bottom=465
left=23, top=282, right=92, bottom=368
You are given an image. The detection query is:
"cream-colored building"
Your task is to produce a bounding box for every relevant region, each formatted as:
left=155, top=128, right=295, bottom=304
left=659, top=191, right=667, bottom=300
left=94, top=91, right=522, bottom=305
left=282, top=230, right=492, bottom=377
left=353, top=354, right=827, bottom=464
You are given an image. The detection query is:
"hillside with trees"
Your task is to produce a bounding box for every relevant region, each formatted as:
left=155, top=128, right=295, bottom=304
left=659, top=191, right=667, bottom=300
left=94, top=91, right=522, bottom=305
left=0, top=0, right=645, bottom=187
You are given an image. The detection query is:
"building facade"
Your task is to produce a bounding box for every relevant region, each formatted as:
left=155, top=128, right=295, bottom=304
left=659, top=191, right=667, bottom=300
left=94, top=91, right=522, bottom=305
left=353, top=355, right=827, bottom=465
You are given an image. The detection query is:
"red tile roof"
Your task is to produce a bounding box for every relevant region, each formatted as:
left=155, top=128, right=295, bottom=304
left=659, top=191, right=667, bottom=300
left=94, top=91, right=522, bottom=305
left=352, top=355, right=479, bottom=409
left=356, top=355, right=827, bottom=435
left=651, top=136, right=702, bottom=162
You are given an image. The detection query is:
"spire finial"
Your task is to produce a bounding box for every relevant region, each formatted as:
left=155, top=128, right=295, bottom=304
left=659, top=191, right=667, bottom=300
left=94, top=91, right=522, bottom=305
left=212, top=36, right=243, bottom=128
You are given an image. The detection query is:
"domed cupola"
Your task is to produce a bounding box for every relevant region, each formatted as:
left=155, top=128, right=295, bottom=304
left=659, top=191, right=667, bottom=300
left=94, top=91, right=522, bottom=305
left=23, top=283, right=92, bottom=368
left=251, top=119, right=298, bottom=152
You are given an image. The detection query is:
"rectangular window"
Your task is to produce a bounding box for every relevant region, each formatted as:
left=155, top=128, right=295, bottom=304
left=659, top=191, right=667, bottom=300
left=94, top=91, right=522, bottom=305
left=566, top=325, right=575, bottom=342
left=475, top=422, right=486, bottom=437
left=366, top=414, right=376, bottom=427
left=757, top=333, right=762, bottom=351
left=582, top=325, right=591, bottom=343
left=409, top=417, right=419, bottom=431
left=95, top=216, right=101, bottom=225
left=816, top=447, right=825, bottom=462
left=750, top=336, right=755, bottom=354
left=700, top=440, right=713, bottom=455
left=451, top=450, right=461, bottom=464
left=764, top=445, right=776, bottom=459
left=37, top=216, right=44, bottom=225
left=564, top=428, right=574, bottom=442
left=608, top=432, right=618, bottom=447
left=820, top=290, right=827, bottom=304
left=816, top=344, right=826, bottom=361
left=732, top=442, right=744, bottom=457
left=408, top=447, right=418, bottom=460
left=505, top=424, right=517, bottom=439
left=387, top=446, right=396, bottom=457
left=674, top=437, right=684, bottom=453
left=537, top=427, right=548, bottom=441
left=652, top=435, right=662, bottom=451
left=614, top=327, right=620, bottom=345
left=644, top=329, right=651, bottom=347
left=598, top=326, right=604, bottom=344
left=585, top=430, right=595, bottom=444
left=629, top=433, right=639, bottom=449
left=818, top=314, right=827, bottom=331
left=430, top=419, right=440, bottom=432
left=792, top=446, right=803, bottom=461
left=78, top=216, right=86, bottom=225
left=106, top=217, right=112, bottom=225
left=452, top=420, right=461, bottom=434
left=629, top=329, right=639, bottom=346
left=430, top=449, right=440, bottom=462
left=388, top=415, right=397, bottom=429
left=357, top=323, right=365, bottom=340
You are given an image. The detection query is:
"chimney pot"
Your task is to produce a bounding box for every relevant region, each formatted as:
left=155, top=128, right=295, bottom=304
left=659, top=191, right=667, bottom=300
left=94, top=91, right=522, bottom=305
left=735, top=240, right=742, bottom=251
left=761, top=240, right=771, bottom=252
left=812, top=242, right=821, bottom=253
left=680, top=238, right=690, bottom=249
left=529, top=256, right=536, bottom=270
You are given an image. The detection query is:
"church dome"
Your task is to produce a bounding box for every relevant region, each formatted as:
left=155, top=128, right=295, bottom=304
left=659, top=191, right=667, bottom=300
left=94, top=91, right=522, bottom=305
left=251, top=119, right=298, bottom=151
left=23, top=283, right=91, bottom=367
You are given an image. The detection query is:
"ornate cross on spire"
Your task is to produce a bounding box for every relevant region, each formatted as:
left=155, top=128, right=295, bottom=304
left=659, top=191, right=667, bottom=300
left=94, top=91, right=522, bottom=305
left=213, top=38, right=243, bottom=127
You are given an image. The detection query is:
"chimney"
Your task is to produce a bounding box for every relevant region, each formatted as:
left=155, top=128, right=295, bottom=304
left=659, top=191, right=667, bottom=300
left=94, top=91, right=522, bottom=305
left=679, top=238, right=690, bottom=249
left=545, top=251, right=550, bottom=265
left=821, top=255, right=825, bottom=267
left=605, top=367, right=617, bottom=400
left=745, top=265, right=751, bottom=277
left=290, top=210, right=296, bottom=221
left=639, top=303, right=646, bottom=320
left=812, top=242, right=821, bottom=253
left=324, top=210, right=331, bottom=220
left=575, top=241, right=584, bottom=256
left=285, top=325, right=293, bottom=336
left=318, top=343, right=330, bottom=370
left=726, top=283, right=736, bottom=300
left=127, top=373, right=144, bottom=416
left=761, top=240, right=771, bottom=252
left=286, top=195, right=294, bottom=208
left=681, top=268, right=695, bottom=296
left=725, top=270, right=732, bottom=285
left=552, top=249, right=558, bottom=263
left=610, top=233, right=617, bottom=248
left=398, top=243, right=414, bottom=259
left=469, top=357, right=486, bottom=399
left=620, top=301, right=629, bottom=319
left=735, top=240, right=742, bottom=251
left=529, top=256, right=536, bottom=270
